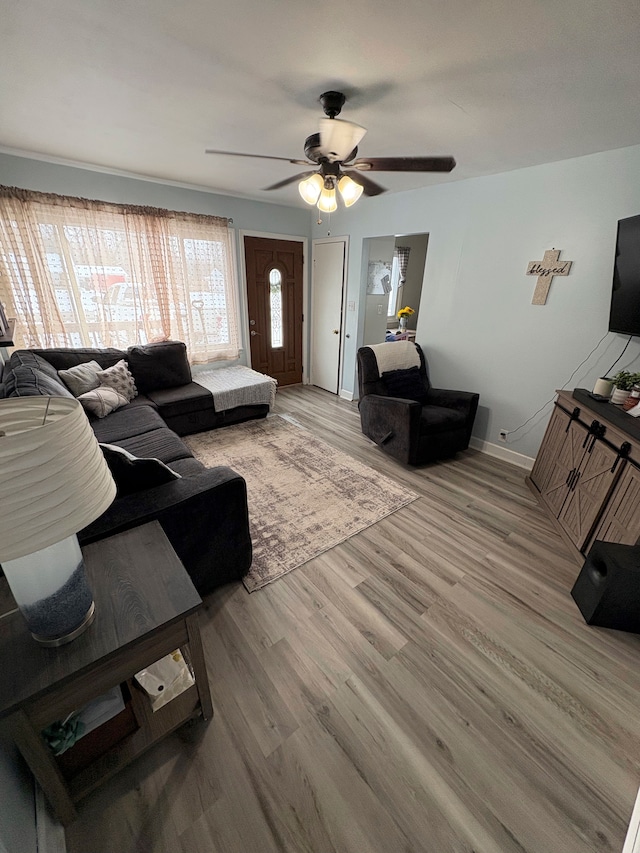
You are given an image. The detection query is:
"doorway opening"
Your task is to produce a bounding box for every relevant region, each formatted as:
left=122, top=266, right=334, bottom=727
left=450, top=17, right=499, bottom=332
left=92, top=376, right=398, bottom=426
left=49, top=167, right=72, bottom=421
left=362, top=233, right=429, bottom=346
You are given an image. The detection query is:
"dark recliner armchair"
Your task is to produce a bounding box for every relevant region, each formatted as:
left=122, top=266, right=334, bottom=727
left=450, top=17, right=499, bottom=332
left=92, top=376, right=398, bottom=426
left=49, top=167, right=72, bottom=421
left=357, top=342, right=479, bottom=465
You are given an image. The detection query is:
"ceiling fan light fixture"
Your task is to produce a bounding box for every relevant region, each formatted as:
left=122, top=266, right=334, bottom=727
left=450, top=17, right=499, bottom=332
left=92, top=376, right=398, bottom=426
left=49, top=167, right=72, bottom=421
left=298, top=173, right=323, bottom=205
left=317, top=186, right=338, bottom=213
left=338, top=175, right=364, bottom=207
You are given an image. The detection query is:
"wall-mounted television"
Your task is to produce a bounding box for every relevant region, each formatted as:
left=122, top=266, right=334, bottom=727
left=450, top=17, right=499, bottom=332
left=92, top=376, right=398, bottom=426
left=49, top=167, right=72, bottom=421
left=609, top=214, right=640, bottom=336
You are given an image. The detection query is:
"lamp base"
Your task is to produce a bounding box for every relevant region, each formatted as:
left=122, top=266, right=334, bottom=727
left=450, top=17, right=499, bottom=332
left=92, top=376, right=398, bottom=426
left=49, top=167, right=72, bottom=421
left=2, top=535, right=96, bottom=645
left=31, top=600, right=96, bottom=647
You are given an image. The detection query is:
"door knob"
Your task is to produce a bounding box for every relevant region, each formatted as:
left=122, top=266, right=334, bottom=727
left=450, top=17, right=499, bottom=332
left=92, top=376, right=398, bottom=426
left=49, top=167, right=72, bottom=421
left=249, top=319, right=256, bottom=326
left=332, top=329, right=339, bottom=334
left=250, top=330, right=260, bottom=336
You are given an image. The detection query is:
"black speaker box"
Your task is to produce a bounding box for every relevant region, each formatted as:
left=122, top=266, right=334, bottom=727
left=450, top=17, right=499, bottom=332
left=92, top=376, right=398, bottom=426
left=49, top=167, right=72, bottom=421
left=572, top=541, right=640, bottom=632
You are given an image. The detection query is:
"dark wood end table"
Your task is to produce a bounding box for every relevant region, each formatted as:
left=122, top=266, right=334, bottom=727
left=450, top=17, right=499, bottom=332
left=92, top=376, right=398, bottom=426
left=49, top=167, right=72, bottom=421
left=0, top=521, right=213, bottom=825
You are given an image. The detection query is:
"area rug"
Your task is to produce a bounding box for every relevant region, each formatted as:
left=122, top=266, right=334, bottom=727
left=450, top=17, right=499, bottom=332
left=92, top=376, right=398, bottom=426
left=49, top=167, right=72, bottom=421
left=185, top=415, right=419, bottom=592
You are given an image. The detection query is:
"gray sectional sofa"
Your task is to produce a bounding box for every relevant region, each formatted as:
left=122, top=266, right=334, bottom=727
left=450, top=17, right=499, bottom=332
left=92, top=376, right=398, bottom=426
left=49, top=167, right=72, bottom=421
left=0, top=340, right=259, bottom=595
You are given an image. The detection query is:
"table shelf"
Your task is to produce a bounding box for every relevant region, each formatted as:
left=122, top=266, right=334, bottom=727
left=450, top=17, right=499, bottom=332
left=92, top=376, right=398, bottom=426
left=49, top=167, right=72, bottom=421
left=67, top=683, right=201, bottom=803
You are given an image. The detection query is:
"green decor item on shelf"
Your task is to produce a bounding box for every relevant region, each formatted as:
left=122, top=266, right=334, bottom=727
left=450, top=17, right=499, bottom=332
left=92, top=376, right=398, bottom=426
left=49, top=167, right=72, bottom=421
left=42, top=716, right=85, bottom=756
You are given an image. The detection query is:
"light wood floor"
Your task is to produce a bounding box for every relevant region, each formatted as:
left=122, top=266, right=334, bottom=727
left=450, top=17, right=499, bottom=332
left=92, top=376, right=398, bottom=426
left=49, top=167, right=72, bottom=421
left=66, top=385, right=640, bottom=853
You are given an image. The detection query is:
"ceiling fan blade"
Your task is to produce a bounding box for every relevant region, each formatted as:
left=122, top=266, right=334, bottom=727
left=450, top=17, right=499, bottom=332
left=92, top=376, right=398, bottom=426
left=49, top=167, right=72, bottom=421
left=205, top=149, right=310, bottom=166
left=352, top=156, right=456, bottom=173
left=319, top=118, right=367, bottom=162
left=343, top=170, right=386, bottom=197
left=263, top=172, right=316, bottom=191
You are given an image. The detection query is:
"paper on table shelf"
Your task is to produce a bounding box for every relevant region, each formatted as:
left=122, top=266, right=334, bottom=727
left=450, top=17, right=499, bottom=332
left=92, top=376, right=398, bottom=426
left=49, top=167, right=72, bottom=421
left=134, top=649, right=195, bottom=711
left=78, top=685, right=125, bottom=737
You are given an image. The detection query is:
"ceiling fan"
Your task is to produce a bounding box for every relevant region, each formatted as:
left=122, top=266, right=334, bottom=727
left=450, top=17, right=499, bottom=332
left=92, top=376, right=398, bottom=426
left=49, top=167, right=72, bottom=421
left=205, top=91, right=456, bottom=211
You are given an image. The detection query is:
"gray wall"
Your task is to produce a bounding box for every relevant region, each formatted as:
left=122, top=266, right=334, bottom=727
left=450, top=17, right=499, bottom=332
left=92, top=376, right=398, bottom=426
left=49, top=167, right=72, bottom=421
left=315, top=143, right=640, bottom=460
left=0, top=153, right=309, bottom=236
left=362, top=236, right=395, bottom=345
left=0, top=153, right=311, bottom=366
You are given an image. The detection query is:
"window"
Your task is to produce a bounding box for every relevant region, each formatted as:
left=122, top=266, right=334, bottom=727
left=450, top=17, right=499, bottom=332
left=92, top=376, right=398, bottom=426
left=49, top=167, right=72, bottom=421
left=0, top=187, right=240, bottom=363
left=387, top=254, right=401, bottom=318
left=268, top=268, right=284, bottom=348
left=386, top=246, right=412, bottom=321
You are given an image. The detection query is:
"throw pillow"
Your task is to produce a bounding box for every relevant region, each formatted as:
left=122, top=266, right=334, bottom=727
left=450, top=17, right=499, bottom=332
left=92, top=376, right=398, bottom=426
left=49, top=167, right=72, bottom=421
left=5, top=365, right=75, bottom=398
left=58, top=360, right=103, bottom=397
left=126, top=341, right=192, bottom=393
left=382, top=366, right=429, bottom=403
left=99, top=443, right=181, bottom=496
left=8, top=350, right=62, bottom=383
left=78, top=387, right=129, bottom=418
left=96, top=359, right=137, bottom=402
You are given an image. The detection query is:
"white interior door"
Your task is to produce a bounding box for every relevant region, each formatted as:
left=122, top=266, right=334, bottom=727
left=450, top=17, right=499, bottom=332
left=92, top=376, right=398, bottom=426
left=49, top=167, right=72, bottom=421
left=310, top=238, right=347, bottom=394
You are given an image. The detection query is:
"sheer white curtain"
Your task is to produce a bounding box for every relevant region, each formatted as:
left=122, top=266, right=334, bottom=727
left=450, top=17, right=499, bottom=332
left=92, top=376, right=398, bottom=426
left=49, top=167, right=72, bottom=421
left=387, top=246, right=411, bottom=318
left=0, top=187, right=240, bottom=363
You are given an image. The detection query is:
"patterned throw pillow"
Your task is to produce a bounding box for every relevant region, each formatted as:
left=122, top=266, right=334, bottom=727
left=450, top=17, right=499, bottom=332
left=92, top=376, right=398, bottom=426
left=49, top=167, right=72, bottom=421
left=96, top=359, right=137, bottom=402
left=78, top=387, right=129, bottom=418
left=58, top=360, right=103, bottom=397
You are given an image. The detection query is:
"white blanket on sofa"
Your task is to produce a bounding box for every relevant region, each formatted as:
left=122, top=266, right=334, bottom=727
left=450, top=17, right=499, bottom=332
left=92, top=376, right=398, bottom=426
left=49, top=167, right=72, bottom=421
left=195, top=366, right=277, bottom=412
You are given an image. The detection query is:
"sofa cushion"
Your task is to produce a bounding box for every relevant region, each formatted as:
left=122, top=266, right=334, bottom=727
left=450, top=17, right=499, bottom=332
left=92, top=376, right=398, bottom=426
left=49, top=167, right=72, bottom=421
left=90, top=404, right=166, bottom=443
left=5, top=364, right=74, bottom=398
left=114, top=427, right=193, bottom=464
left=28, top=347, right=127, bottom=372
left=123, top=393, right=158, bottom=411
left=99, top=443, right=181, bottom=496
left=382, top=366, right=430, bottom=403
left=58, top=360, right=103, bottom=396
left=127, top=341, right=192, bottom=393
left=419, top=405, right=468, bottom=435
left=96, top=359, right=137, bottom=402
left=146, top=382, right=213, bottom=419
left=78, top=387, right=129, bottom=418
left=167, top=456, right=206, bottom=477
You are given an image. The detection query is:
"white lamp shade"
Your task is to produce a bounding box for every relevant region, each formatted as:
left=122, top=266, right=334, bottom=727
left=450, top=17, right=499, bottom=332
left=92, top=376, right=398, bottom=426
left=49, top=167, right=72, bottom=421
left=298, top=173, right=323, bottom=205
left=319, top=118, right=367, bottom=161
left=0, top=397, right=116, bottom=562
left=338, top=175, right=364, bottom=207
left=318, top=187, right=338, bottom=213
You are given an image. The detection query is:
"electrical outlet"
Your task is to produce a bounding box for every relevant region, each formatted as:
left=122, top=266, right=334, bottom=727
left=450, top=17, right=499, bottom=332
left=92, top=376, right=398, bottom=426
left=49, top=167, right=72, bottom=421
left=499, top=429, right=508, bottom=442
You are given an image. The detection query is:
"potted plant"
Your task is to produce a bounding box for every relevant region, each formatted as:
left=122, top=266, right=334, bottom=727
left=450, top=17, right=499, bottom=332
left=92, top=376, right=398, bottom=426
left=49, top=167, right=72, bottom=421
left=397, top=305, right=415, bottom=331
left=610, top=370, right=640, bottom=404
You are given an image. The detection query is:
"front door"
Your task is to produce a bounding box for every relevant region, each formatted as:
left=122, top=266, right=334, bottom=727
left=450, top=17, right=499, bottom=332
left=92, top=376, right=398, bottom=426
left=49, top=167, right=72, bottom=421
left=244, top=236, right=304, bottom=386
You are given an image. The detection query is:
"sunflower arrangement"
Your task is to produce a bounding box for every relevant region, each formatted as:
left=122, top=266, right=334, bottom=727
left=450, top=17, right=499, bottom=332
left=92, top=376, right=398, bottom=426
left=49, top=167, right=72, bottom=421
left=397, top=306, right=415, bottom=320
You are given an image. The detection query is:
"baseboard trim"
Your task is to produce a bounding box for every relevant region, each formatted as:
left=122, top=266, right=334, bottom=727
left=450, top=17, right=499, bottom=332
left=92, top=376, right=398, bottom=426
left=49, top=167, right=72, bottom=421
left=36, top=786, right=66, bottom=853
left=471, top=436, right=534, bottom=470
left=339, top=389, right=354, bottom=402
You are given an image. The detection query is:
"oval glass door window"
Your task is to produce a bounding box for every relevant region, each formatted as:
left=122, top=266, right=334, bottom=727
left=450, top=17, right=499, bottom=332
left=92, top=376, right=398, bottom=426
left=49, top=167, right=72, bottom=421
left=269, top=268, right=283, bottom=348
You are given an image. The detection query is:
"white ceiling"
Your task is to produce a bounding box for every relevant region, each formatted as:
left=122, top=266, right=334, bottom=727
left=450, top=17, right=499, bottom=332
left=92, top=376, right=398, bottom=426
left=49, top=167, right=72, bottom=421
left=2, top=0, right=640, bottom=208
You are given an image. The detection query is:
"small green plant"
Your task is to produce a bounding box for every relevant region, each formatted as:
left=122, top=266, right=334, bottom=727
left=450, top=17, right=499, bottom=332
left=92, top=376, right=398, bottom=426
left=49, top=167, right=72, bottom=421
left=611, top=370, right=640, bottom=391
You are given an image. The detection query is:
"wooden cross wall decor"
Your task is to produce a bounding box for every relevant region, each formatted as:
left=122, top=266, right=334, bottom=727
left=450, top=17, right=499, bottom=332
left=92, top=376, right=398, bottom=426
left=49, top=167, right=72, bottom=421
left=526, top=248, right=573, bottom=305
